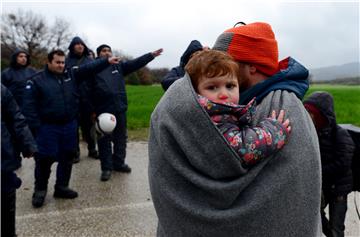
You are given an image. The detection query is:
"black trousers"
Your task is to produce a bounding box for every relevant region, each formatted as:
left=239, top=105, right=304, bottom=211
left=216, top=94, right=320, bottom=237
left=34, top=153, right=74, bottom=191
left=98, top=112, right=127, bottom=171
left=321, top=191, right=348, bottom=237
left=1, top=190, right=16, bottom=237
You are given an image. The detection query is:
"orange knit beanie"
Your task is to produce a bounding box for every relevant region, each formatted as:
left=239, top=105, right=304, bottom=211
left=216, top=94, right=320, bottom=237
left=213, top=22, right=279, bottom=76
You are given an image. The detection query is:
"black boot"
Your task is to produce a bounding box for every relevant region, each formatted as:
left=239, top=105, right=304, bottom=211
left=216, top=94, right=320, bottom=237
left=32, top=189, right=47, bottom=208
left=113, top=163, right=132, bottom=173
left=72, top=149, right=80, bottom=163
left=88, top=149, right=99, bottom=159
left=100, top=170, right=112, bottom=181
left=53, top=186, right=78, bottom=199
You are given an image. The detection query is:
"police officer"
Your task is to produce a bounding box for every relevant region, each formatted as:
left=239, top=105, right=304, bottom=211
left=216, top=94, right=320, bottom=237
left=90, top=44, right=162, bottom=181
left=23, top=49, right=120, bottom=208
left=1, top=49, right=37, bottom=108
left=1, top=49, right=37, bottom=169
left=1, top=84, right=37, bottom=236
left=66, top=36, right=98, bottom=162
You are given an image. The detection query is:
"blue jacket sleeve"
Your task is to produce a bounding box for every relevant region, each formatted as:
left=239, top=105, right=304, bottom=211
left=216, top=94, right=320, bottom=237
left=2, top=85, right=37, bottom=154
left=71, top=58, right=109, bottom=82
left=1, top=69, right=11, bottom=87
left=161, top=66, right=185, bottom=91
left=121, top=53, right=154, bottom=76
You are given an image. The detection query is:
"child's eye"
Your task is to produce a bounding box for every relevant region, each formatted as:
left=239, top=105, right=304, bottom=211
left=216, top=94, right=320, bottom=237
left=226, top=83, right=237, bottom=89
left=206, top=86, right=216, bottom=90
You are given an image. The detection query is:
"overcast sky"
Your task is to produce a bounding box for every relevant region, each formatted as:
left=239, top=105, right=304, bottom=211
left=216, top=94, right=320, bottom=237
left=2, top=0, right=359, bottom=70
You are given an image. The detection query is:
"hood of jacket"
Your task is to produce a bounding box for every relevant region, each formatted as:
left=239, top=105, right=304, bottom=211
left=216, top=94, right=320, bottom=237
left=67, top=36, right=90, bottom=58
left=239, top=57, right=309, bottom=105
left=10, top=49, right=31, bottom=68
left=303, top=91, right=336, bottom=129
left=179, top=40, right=203, bottom=67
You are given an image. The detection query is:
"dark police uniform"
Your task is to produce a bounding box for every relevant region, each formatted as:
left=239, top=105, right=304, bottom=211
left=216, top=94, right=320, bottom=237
left=89, top=53, right=154, bottom=175
left=1, top=84, right=37, bottom=236
left=23, top=58, right=109, bottom=205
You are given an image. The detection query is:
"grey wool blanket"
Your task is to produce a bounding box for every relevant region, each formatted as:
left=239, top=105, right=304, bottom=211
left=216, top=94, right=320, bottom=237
left=148, top=74, right=322, bottom=237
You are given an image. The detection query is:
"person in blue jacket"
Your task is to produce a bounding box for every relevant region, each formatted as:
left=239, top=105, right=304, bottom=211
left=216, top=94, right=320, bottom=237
left=23, top=49, right=120, bottom=208
left=1, top=49, right=37, bottom=169
left=1, top=84, right=37, bottom=237
left=66, top=36, right=98, bottom=162
left=90, top=44, right=163, bottom=181
left=1, top=49, right=37, bottom=108
left=161, top=40, right=206, bottom=91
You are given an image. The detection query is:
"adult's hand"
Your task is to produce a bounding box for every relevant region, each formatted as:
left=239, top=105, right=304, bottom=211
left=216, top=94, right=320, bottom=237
left=22, top=150, right=34, bottom=158
left=108, top=56, right=121, bottom=64
left=152, top=48, right=163, bottom=57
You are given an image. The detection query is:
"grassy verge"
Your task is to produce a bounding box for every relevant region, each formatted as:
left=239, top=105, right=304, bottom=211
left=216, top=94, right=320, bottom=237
left=126, top=85, right=162, bottom=141
left=126, top=84, right=360, bottom=141
left=128, top=127, right=149, bottom=141
left=306, top=84, right=360, bottom=126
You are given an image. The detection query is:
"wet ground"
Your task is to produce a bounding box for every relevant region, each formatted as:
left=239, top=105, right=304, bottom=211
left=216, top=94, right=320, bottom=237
left=15, top=142, right=360, bottom=236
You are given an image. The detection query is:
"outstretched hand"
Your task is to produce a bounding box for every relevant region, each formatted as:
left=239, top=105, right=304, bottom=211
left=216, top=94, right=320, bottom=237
left=108, top=56, right=121, bottom=64
left=152, top=48, right=163, bottom=57
left=271, top=110, right=291, bottom=133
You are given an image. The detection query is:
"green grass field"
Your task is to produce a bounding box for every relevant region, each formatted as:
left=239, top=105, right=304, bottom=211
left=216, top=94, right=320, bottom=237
left=126, top=84, right=164, bottom=128
left=306, top=84, right=360, bottom=127
left=126, top=84, right=360, bottom=140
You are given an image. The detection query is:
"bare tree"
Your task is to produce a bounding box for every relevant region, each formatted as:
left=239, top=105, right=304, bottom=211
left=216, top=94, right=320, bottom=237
left=1, top=9, right=72, bottom=68
left=1, top=9, right=48, bottom=56
left=48, top=18, right=72, bottom=50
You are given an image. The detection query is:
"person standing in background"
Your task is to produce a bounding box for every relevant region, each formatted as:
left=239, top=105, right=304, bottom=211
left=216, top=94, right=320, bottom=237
left=90, top=44, right=163, bottom=181
left=66, top=36, right=99, bottom=162
left=161, top=40, right=207, bottom=91
left=1, top=49, right=37, bottom=169
left=23, top=49, right=120, bottom=208
left=304, top=91, right=355, bottom=237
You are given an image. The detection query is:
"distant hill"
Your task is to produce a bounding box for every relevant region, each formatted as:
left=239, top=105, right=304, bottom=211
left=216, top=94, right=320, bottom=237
left=309, top=62, right=360, bottom=82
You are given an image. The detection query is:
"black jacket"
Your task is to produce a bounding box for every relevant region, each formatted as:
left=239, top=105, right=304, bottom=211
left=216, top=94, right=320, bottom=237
left=1, top=49, right=36, bottom=108
left=22, top=58, right=109, bottom=132
left=161, top=40, right=203, bottom=91
left=1, top=84, right=37, bottom=192
left=66, top=36, right=94, bottom=110
left=89, top=53, right=154, bottom=115
left=304, top=92, right=355, bottom=195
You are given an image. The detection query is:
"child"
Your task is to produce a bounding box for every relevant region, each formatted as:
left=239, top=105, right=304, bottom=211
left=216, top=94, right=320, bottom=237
left=184, top=50, right=291, bottom=167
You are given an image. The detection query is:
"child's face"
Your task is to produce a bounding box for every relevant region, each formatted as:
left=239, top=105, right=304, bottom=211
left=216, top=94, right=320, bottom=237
left=197, top=74, right=239, bottom=104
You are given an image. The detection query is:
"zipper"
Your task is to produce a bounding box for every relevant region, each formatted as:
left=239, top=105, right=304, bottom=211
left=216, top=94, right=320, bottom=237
left=58, top=76, right=68, bottom=120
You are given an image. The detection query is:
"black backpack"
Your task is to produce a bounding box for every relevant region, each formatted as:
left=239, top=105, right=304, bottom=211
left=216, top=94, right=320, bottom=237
left=340, top=124, right=360, bottom=191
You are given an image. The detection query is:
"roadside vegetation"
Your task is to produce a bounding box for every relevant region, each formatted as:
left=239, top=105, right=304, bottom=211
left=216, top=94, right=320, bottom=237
left=127, top=84, right=360, bottom=140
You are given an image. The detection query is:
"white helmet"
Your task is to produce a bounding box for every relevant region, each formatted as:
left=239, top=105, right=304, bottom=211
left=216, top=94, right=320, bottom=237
left=95, top=113, right=117, bottom=135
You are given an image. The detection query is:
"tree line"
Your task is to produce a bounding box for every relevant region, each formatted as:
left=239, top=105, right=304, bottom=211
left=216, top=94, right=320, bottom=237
left=1, top=9, right=169, bottom=85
